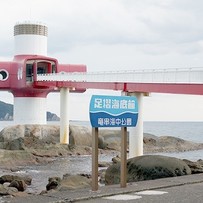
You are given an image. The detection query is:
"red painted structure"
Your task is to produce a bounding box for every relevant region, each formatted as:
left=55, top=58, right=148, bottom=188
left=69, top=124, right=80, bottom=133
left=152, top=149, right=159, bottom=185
left=0, top=55, right=86, bottom=97
left=34, top=81, right=203, bottom=95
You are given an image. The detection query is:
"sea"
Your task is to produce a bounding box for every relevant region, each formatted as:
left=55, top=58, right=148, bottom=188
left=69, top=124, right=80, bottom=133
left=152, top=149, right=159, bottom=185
left=0, top=121, right=203, bottom=194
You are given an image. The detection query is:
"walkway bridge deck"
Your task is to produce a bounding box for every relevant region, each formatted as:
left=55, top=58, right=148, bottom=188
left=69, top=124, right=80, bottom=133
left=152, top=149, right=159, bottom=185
left=35, top=67, right=203, bottom=95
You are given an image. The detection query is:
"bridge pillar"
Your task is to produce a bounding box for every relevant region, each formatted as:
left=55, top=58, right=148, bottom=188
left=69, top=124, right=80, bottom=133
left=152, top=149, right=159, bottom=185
left=60, top=87, right=69, bottom=144
left=127, top=92, right=144, bottom=158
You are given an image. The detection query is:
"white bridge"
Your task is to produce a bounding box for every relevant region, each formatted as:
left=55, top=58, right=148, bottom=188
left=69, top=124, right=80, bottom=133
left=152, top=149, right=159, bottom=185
left=37, top=67, right=203, bottom=84
left=35, top=67, right=203, bottom=158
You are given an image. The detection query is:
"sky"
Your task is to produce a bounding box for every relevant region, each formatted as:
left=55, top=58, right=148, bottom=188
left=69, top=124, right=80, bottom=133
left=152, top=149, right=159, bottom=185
left=0, top=0, right=203, bottom=121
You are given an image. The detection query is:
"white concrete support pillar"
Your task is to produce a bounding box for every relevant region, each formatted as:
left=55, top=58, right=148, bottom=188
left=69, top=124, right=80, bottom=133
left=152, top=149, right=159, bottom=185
left=128, top=92, right=144, bottom=158
left=14, top=97, right=46, bottom=124
left=60, top=87, right=69, bottom=144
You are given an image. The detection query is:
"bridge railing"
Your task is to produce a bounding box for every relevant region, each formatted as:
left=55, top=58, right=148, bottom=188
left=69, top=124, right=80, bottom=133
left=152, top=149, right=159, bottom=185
left=37, top=67, right=203, bottom=84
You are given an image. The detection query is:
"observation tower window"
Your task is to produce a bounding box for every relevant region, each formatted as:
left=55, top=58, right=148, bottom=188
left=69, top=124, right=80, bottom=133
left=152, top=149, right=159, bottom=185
left=37, top=67, right=46, bottom=74
left=26, top=64, right=33, bottom=82
left=26, top=60, right=56, bottom=83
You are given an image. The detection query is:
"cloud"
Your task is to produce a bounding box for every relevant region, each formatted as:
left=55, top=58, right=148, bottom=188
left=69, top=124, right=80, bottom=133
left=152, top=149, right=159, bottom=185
left=1, top=0, right=203, bottom=68
left=0, top=0, right=203, bottom=56
left=44, top=0, right=203, bottom=60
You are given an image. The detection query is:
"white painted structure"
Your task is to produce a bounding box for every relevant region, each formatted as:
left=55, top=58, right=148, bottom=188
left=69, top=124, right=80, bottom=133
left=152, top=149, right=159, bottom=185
left=37, top=67, right=203, bottom=156
left=13, top=22, right=71, bottom=144
left=13, top=22, right=48, bottom=125
left=14, top=97, right=47, bottom=125
left=37, top=67, right=203, bottom=84
left=127, top=92, right=144, bottom=158
left=60, top=88, right=69, bottom=144
left=14, top=22, right=48, bottom=55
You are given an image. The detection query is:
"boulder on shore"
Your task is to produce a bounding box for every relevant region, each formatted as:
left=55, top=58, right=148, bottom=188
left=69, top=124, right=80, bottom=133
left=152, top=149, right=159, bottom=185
left=0, top=124, right=203, bottom=171
left=0, top=174, right=32, bottom=186
left=105, top=155, right=191, bottom=185
left=46, top=174, right=91, bottom=192
left=0, top=174, right=32, bottom=193
left=0, top=124, right=203, bottom=153
left=182, top=159, right=203, bottom=174
left=0, top=124, right=105, bottom=150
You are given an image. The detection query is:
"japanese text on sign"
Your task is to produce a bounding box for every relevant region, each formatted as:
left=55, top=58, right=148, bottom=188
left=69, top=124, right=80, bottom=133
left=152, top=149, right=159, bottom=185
left=94, top=98, right=136, bottom=110
left=97, top=117, right=132, bottom=126
left=89, top=95, right=138, bottom=128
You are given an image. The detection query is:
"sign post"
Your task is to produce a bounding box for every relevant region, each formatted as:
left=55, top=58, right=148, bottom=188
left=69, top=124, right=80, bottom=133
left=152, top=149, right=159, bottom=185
left=92, top=127, right=99, bottom=191
left=89, top=95, right=138, bottom=191
left=121, top=126, right=127, bottom=187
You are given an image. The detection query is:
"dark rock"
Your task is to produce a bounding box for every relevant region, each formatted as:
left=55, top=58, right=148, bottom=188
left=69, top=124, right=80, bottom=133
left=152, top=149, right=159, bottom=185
left=98, top=136, right=107, bottom=149
left=46, top=177, right=62, bottom=190
left=60, top=174, right=91, bottom=190
left=46, top=174, right=91, bottom=191
left=197, top=159, right=203, bottom=165
left=98, top=162, right=111, bottom=167
left=105, top=155, right=191, bottom=185
left=9, top=180, right=26, bottom=191
left=99, top=169, right=106, bottom=184
left=6, top=137, right=25, bottom=150
left=0, top=175, right=32, bottom=185
left=79, top=173, right=91, bottom=179
left=143, top=137, right=157, bottom=146
left=112, top=155, right=120, bottom=164
left=182, top=159, right=203, bottom=174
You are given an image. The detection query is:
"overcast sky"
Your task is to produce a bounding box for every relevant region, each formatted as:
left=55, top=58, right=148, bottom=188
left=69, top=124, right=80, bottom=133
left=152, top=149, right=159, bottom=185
left=0, top=0, right=203, bottom=121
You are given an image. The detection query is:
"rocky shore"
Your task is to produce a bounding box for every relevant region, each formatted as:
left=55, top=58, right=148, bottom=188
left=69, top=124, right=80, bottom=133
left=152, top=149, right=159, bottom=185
left=0, top=124, right=203, bottom=199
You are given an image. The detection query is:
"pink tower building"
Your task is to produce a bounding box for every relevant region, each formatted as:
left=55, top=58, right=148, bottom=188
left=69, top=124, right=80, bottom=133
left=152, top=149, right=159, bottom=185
left=0, top=22, right=86, bottom=125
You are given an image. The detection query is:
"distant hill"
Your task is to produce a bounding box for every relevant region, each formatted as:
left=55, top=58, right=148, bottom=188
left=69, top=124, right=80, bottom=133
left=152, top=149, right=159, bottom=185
left=0, top=101, right=60, bottom=121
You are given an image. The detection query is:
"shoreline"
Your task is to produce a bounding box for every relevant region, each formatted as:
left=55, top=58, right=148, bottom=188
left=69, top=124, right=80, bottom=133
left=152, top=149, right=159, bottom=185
left=0, top=123, right=203, bottom=196
left=0, top=148, right=203, bottom=194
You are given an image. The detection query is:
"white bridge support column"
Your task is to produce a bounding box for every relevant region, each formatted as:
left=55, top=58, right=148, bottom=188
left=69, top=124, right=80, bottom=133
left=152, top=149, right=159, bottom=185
left=128, top=92, right=144, bottom=158
left=60, top=87, right=69, bottom=144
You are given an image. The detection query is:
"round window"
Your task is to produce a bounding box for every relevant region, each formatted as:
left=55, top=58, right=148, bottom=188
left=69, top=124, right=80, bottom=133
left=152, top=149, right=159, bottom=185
left=0, top=69, right=9, bottom=81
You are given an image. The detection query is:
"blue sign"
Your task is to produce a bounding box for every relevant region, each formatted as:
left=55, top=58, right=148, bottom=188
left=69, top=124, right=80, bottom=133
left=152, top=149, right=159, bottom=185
left=89, top=95, right=138, bottom=128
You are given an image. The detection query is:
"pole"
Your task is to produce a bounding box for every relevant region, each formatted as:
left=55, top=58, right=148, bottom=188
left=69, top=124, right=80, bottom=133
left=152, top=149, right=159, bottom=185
left=92, top=127, right=99, bottom=191
left=128, top=92, right=144, bottom=158
left=60, top=87, right=69, bottom=144
left=121, top=127, right=127, bottom=187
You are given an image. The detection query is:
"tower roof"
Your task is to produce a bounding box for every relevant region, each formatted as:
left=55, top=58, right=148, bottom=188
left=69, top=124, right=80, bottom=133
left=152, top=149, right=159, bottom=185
left=14, top=22, right=48, bottom=36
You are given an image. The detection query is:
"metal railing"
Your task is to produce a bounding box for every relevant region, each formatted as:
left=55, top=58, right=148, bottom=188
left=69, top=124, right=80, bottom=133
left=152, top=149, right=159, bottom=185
left=37, top=67, right=203, bottom=84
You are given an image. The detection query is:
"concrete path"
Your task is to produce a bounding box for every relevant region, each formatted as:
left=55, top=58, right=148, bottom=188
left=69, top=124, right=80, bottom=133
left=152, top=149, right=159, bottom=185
left=2, top=173, right=203, bottom=203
